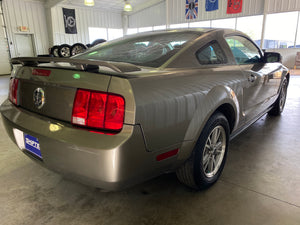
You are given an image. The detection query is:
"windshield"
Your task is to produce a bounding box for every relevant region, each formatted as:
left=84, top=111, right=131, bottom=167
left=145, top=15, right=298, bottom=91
left=73, top=32, right=201, bottom=67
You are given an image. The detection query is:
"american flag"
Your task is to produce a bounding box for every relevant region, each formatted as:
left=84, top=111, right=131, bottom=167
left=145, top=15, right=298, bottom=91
left=185, top=0, right=198, bottom=20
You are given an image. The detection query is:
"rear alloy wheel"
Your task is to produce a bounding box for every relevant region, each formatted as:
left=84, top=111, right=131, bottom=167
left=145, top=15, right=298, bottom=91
left=268, top=77, right=288, bottom=116
left=58, top=44, right=71, bottom=58
left=176, top=112, right=230, bottom=190
left=202, top=125, right=226, bottom=178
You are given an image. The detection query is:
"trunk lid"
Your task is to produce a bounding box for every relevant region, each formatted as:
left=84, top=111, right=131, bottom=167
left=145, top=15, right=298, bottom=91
left=15, top=65, right=111, bottom=123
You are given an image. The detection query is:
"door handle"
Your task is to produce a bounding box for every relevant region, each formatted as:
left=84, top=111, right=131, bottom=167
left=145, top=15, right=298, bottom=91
left=248, top=74, right=256, bottom=82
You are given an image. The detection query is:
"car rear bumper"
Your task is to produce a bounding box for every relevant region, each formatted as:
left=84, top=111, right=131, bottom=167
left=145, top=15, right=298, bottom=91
left=0, top=100, right=177, bottom=190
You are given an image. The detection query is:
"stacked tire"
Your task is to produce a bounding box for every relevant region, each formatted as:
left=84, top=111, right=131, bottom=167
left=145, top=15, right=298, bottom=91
left=50, top=43, right=87, bottom=58
left=49, top=39, right=106, bottom=58
left=70, top=43, right=87, bottom=56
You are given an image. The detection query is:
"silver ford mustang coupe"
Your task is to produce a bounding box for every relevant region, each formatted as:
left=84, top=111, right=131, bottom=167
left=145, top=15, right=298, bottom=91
left=1, top=28, right=289, bottom=191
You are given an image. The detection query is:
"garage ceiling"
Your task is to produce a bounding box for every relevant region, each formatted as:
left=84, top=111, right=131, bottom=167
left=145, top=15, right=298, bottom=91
left=60, top=0, right=155, bottom=12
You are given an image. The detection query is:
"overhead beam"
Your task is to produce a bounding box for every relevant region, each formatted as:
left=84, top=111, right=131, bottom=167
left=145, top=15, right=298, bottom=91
left=45, top=0, right=67, bottom=8
left=128, top=0, right=164, bottom=15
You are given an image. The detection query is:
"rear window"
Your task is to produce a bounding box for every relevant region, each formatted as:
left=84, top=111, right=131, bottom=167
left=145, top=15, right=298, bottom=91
left=73, top=32, right=201, bottom=67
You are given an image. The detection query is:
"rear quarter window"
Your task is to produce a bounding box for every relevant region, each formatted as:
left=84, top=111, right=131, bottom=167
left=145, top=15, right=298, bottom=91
left=196, top=41, right=227, bottom=65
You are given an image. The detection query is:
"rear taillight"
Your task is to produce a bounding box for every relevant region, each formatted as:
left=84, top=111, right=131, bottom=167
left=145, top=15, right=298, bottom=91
left=9, top=78, right=19, bottom=105
left=72, top=89, right=125, bottom=132
left=104, top=95, right=125, bottom=130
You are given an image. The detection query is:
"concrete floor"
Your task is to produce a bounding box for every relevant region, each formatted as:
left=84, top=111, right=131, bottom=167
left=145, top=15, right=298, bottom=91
left=0, top=75, right=300, bottom=225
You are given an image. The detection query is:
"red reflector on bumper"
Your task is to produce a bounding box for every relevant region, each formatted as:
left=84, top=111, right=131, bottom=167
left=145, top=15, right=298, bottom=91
left=156, top=149, right=179, bottom=161
left=32, top=69, right=51, bottom=76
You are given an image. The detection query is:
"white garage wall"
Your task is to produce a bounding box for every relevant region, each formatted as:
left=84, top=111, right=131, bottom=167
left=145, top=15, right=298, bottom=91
left=129, top=0, right=300, bottom=29
left=266, top=0, right=300, bottom=13
left=267, top=48, right=299, bottom=68
left=128, top=0, right=264, bottom=27
left=51, top=5, right=122, bottom=45
left=129, top=1, right=166, bottom=28
left=2, top=0, right=49, bottom=57
left=167, top=0, right=264, bottom=24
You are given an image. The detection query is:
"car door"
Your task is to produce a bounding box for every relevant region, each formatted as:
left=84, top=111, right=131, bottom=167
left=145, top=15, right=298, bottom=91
left=225, top=35, right=281, bottom=123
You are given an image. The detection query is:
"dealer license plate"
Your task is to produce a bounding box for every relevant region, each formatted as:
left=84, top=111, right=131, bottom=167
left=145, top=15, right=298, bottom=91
left=24, top=134, right=42, bottom=159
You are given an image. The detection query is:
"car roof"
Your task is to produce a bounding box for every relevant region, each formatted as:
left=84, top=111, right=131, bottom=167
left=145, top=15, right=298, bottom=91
left=126, top=28, right=205, bottom=38
left=118, top=28, right=244, bottom=44
left=126, top=28, right=235, bottom=37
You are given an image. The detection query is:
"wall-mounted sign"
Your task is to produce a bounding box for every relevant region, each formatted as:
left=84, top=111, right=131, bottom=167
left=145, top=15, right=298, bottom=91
left=18, top=26, right=29, bottom=32
left=206, top=0, right=219, bottom=12
left=62, top=8, right=77, bottom=34
left=227, top=0, right=243, bottom=14
left=185, top=0, right=198, bottom=20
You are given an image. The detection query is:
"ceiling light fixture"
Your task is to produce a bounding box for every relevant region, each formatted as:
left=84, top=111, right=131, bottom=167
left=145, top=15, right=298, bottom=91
left=124, top=0, right=132, bottom=12
left=84, top=0, right=95, bottom=6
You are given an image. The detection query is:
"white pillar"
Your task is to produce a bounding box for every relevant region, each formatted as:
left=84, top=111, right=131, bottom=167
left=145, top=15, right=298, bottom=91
left=260, top=0, right=269, bottom=49
left=45, top=7, right=54, bottom=47
left=166, top=0, right=170, bottom=29
left=44, top=0, right=66, bottom=47
left=122, top=12, right=129, bottom=36
left=294, top=11, right=300, bottom=47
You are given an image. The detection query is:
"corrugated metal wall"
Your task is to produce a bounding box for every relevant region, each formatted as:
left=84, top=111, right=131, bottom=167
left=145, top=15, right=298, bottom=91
left=51, top=5, right=122, bottom=45
left=266, top=0, right=300, bottom=13
left=0, top=3, right=11, bottom=74
left=129, top=1, right=166, bottom=28
left=2, top=0, right=49, bottom=57
left=128, top=0, right=265, bottom=28
left=128, top=0, right=300, bottom=28
left=2, top=0, right=300, bottom=56
left=168, top=0, right=264, bottom=24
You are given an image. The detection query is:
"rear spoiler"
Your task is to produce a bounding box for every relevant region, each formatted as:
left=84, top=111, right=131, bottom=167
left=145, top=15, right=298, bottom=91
left=10, top=57, right=141, bottom=73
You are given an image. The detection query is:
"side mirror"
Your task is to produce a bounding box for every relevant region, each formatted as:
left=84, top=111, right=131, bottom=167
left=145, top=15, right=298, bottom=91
left=264, top=52, right=282, bottom=63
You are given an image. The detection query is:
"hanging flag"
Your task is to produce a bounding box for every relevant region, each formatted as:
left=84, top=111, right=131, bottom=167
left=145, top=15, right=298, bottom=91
left=227, top=0, right=243, bottom=14
left=206, top=0, right=218, bottom=12
left=185, top=0, right=198, bottom=20
left=62, top=8, right=77, bottom=34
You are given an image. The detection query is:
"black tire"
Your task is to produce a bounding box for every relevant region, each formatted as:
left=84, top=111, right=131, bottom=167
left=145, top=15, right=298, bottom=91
left=70, top=43, right=87, bottom=56
left=58, top=44, right=71, bottom=58
left=176, top=112, right=230, bottom=190
left=90, top=39, right=106, bottom=47
left=50, top=45, right=60, bottom=57
left=268, top=77, right=288, bottom=116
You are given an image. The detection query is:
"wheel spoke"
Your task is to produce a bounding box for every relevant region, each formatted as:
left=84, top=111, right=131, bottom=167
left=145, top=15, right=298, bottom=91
left=203, top=158, right=210, bottom=172
left=212, top=128, right=220, bottom=144
left=215, top=142, right=223, bottom=154
left=203, top=154, right=209, bottom=165
left=205, top=144, right=211, bottom=150
left=209, top=157, right=214, bottom=172
left=212, top=156, right=217, bottom=168
left=207, top=136, right=212, bottom=146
